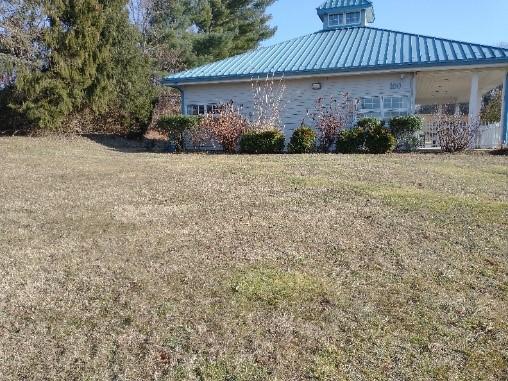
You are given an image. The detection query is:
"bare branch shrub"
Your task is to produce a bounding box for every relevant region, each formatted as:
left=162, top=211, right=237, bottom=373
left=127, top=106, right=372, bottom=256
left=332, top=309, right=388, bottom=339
left=197, top=102, right=249, bottom=153
left=250, top=75, right=286, bottom=131
left=434, top=107, right=480, bottom=153
left=311, top=93, right=358, bottom=152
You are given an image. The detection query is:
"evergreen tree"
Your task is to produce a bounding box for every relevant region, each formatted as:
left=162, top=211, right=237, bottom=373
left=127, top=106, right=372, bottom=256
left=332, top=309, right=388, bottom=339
left=142, top=0, right=276, bottom=70
left=13, top=0, right=154, bottom=131
left=192, top=0, right=276, bottom=65
left=481, top=87, right=502, bottom=124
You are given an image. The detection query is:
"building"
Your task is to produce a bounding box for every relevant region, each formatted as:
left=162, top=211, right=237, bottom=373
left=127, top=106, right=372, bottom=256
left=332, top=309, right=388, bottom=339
left=163, top=0, right=508, bottom=148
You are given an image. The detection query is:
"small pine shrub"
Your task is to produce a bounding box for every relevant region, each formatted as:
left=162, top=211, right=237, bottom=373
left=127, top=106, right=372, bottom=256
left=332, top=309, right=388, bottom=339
left=240, top=129, right=285, bottom=154
left=389, top=115, right=423, bottom=152
left=288, top=125, right=317, bottom=154
left=336, top=117, right=396, bottom=154
left=156, top=115, right=200, bottom=152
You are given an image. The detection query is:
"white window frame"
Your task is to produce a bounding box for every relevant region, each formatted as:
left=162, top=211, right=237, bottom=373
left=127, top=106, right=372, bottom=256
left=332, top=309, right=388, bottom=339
left=360, top=96, right=381, bottom=111
left=382, top=96, right=409, bottom=120
left=358, top=95, right=410, bottom=120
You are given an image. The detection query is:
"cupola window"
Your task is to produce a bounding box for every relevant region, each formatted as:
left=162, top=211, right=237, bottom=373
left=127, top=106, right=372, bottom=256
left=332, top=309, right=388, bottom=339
left=346, top=12, right=361, bottom=25
left=328, top=14, right=343, bottom=27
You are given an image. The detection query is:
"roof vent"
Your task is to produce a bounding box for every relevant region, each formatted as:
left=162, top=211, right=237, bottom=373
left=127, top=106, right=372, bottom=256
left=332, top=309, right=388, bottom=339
left=317, top=0, right=375, bottom=30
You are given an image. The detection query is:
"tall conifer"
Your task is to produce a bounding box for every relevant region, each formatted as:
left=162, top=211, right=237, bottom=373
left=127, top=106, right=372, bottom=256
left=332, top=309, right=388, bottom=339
left=14, top=0, right=153, bottom=131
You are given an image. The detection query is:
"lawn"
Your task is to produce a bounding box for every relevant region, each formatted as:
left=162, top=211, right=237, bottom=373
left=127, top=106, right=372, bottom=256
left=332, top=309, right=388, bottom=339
left=0, top=136, right=507, bottom=381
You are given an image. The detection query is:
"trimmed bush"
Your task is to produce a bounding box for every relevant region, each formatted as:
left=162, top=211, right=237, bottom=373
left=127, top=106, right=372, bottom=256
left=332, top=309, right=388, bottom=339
left=288, top=125, right=317, bottom=154
left=156, top=115, right=200, bottom=152
left=364, top=123, right=397, bottom=154
left=389, top=115, right=423, bottom=152
left=336, top=117, right=396, bottom=154
left=336, top=127, right=365, bottom=154
left=240, top=129, right=285, bottom=154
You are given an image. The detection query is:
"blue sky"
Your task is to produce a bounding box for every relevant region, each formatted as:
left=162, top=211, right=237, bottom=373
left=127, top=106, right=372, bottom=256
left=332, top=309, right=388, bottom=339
left=264, top=0, right=508, bottom=47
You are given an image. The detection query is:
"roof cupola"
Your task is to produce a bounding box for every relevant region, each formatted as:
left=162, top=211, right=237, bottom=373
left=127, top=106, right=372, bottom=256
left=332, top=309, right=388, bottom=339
left=317, top=0, right=375, bottom=30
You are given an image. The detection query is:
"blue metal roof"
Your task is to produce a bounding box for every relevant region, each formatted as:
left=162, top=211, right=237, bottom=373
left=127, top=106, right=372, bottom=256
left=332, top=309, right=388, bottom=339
left=164, top=26, right=508, bottom=85
left=318, top=0, right=372, bottom=10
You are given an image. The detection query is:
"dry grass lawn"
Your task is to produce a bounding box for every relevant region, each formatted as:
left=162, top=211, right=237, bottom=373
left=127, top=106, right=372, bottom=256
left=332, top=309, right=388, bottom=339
left=0, top=136, right=507, bottom=380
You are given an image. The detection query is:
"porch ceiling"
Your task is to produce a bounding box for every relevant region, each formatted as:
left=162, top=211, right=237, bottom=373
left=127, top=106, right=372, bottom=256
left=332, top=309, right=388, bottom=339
left=416, top=68, right=507, bottom=105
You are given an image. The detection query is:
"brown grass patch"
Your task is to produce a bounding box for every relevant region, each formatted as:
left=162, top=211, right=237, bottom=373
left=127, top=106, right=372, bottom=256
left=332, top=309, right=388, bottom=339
left=0, top=137, right=507, bottom=380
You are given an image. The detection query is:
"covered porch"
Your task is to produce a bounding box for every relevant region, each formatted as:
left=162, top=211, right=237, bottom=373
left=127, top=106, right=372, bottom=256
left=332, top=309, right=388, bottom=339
left=414, top=67, right=508, bottom=149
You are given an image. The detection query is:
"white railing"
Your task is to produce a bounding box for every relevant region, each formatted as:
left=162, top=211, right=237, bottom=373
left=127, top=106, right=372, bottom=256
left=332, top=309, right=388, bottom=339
left=421, top=122, right=502, bottom=149
left=474, top=123, right=502, bottom=149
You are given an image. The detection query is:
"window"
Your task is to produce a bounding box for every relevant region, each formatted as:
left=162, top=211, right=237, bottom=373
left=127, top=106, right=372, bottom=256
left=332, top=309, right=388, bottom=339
left=358, top=96, right=410, bottom=120
left=187, top=104, right=217, bottom=115
left=207, top=103, right=220, bottom=114
left=384, top=96, right=408, bottom=110
left=328, top=13, right=343, bottom=26
left=359, top=96, right=381, bottom=119
left=187, top=104, right=200, bottom=115
left=346, top=12, right=361, bottom=25
left=361, top=96, right=381, bottom=110
left=383, top=96, right=409, bottom=119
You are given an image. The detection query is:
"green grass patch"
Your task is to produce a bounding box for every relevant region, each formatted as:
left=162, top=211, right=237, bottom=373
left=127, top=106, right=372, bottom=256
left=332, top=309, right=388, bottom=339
left=309, top=347, right=347, bottom=381
left=231, top=268, right=328, bottom=308
left=356, top=183, right=508, bottom=224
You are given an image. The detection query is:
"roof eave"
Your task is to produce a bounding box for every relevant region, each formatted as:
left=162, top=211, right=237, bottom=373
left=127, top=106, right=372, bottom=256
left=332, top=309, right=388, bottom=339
left=317, top=5, right=371, bottom=16
left=163, top=60, right=508, bottom=86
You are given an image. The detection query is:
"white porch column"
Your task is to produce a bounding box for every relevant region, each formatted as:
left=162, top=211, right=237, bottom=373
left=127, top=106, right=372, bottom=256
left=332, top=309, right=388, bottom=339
left=469, top=72, right=481, bottom=123
left=411, top=73, right=417, bottom=113
left=502, top=71, right=508, bottom=145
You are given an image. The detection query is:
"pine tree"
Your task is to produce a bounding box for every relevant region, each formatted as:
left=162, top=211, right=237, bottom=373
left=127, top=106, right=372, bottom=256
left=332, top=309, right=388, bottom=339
left=192, top=0, right=277, bottom=65
left=13, top=0, right=154, bottom=131
left=143, top=0, right=276, bottom=70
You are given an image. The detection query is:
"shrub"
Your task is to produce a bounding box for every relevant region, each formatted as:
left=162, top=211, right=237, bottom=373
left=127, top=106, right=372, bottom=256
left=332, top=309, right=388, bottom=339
left=364, top=122, right=397, bottom=154
left=0, top=86, right=32, bottom=135
left=198, top=103, right=249, bottom=153
left=336, top=117, right=396, bottom=154
left=389, top=115, right=423, bottom=152
left=433, top=110, right=480, bottom=153
left=311, top=94, right=358, bottom=152
left=336, top=127, right=365, bottom=153
left=156, top=115, right=200, bottom=152
left=288, top=125, right=317, bottom=154
left=240, top=129, right=285, bottom=154
left=356, top=117, right=384, bottom=130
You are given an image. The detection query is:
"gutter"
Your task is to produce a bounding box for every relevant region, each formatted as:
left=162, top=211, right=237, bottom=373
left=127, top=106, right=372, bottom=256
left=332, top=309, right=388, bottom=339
left=162, top=62, right=508, bottom=87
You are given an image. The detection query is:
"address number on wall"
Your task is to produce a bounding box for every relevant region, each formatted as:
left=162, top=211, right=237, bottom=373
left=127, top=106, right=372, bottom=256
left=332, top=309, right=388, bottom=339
left=390, top=82, right=402, bottom=90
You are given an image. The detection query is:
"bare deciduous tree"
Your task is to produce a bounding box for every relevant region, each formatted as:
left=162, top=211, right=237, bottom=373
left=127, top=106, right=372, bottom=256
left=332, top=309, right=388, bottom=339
left=250, top=75, right=286, bottom=130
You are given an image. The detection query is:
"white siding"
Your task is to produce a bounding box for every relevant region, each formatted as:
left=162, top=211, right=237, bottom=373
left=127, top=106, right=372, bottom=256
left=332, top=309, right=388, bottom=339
left=182, top=73, right=414, bottom=146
